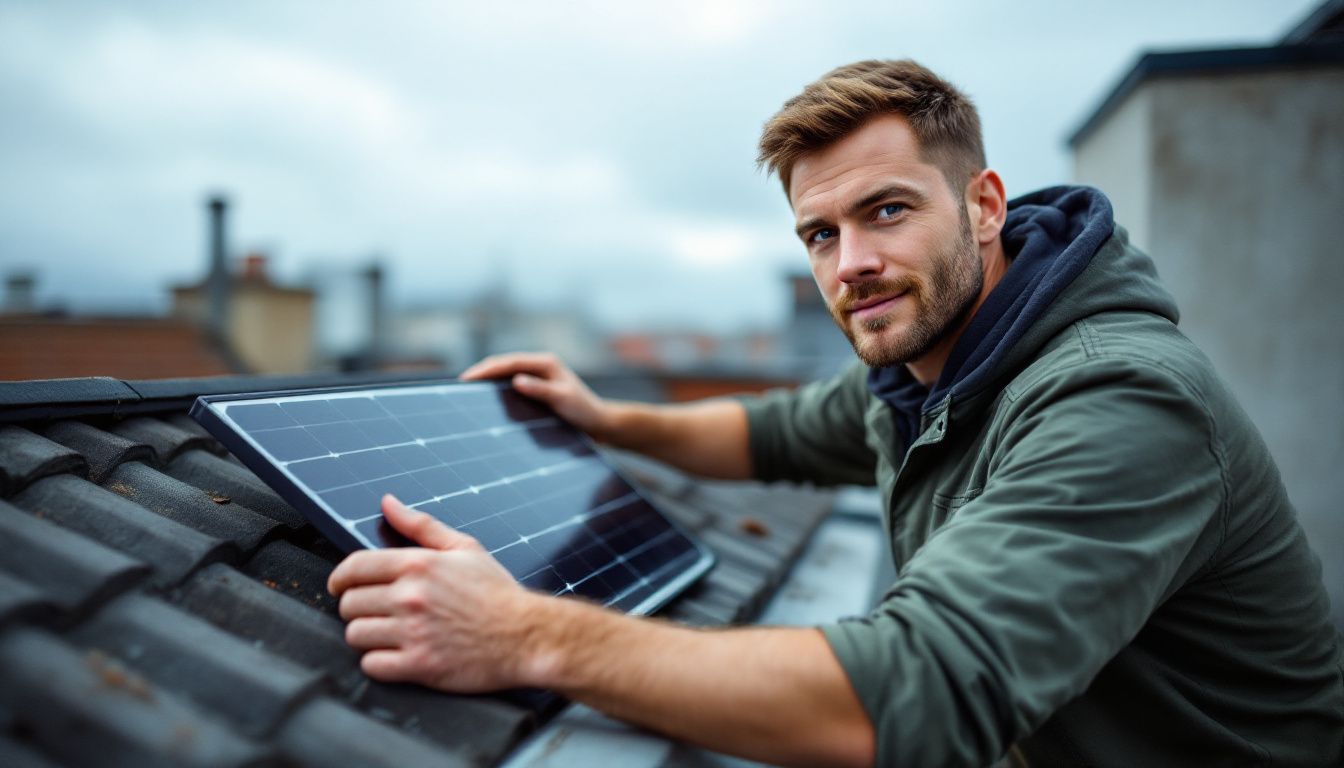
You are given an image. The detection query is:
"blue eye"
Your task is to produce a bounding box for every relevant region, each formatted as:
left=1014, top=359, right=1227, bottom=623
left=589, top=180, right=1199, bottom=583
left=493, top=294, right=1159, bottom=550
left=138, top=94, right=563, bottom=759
left=809, top=228, right=836, bottom=244
left=877, top=203, right=905, bottom=219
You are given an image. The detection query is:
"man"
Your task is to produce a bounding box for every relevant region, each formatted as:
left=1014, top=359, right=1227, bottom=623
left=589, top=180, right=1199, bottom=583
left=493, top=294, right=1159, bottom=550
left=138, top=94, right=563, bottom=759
left=328, top=61, right=1343, bottom=766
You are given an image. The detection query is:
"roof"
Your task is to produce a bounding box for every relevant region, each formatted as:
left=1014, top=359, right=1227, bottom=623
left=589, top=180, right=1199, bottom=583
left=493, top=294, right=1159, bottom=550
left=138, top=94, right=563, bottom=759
left=0, top=317, right=237, bottom=381
left=1067, top=39, right=1344, bottom=148
left=0, top=372, right=834, bottom=767
left=1281, top=0, right=1344, bottom=45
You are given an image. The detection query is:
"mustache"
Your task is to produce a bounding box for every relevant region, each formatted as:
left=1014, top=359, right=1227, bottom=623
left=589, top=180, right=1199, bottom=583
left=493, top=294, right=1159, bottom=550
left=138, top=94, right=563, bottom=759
left=832, top=277, right=919, bottom=314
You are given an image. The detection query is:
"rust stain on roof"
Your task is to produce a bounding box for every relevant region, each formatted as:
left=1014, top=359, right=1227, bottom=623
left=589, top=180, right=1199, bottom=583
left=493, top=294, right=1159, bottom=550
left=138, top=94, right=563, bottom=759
left=739, top=517, right=771, bottom=538
left=86, top=650, right=155, bottom=702
left=108, top=482, right=136, bottom=497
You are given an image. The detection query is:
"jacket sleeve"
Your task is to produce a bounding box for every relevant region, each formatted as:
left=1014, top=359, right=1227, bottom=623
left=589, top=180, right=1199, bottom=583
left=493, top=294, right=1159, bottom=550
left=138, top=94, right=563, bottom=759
left=820, top=358, right=1227, bottom=767
left=740, top=362, right=877, bottom=486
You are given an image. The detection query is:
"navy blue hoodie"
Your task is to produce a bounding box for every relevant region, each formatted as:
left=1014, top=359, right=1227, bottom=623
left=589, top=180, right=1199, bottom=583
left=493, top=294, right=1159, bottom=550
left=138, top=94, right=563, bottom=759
left=868, top=185, right=1117, bottom=450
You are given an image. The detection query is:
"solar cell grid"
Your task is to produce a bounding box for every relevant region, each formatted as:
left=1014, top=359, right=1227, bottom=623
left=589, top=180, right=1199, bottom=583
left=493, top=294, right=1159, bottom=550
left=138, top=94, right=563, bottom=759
left=191, top=380, right=712, bottom=614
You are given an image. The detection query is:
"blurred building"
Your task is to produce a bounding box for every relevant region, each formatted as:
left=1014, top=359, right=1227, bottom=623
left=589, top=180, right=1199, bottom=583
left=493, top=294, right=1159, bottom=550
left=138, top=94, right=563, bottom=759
left=391, top=286, right=607, bottom=374
left=1070, top=0, right=1344, bottom=625
left=607, top=330, right=774, bottom=370
left=782, top=272, right=855, bottom=380
left=0, top=195, right=317, bottom=381
left=0, top=271, right=233, bottom=381
left=172, top=197, right=316, bottom=375
left=173, top=252, right=315, bottom=375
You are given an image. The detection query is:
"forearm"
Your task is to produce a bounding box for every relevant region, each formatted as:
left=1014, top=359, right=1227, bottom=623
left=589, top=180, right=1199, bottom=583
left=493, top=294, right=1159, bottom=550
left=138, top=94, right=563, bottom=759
left=520, top=594, right=874, bottom=768
left=596, top=398, right=753, bottom=481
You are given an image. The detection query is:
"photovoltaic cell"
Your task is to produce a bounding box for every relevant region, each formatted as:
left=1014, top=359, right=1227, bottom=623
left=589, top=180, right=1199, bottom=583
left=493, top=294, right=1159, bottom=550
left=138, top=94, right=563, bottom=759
left=190, top=380, right=713, bottom=615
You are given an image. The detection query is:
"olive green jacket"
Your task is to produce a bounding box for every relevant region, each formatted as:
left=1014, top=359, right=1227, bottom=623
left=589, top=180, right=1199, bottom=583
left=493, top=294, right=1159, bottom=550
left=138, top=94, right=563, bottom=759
left=743, top=227, right=1343, bottom=766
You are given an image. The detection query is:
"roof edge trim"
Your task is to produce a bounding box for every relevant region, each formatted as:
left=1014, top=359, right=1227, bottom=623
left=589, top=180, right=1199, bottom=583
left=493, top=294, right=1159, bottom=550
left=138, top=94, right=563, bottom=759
left=0, top=370, right=456, bottom=423
left=1067, top=40, right=1344, bottom=149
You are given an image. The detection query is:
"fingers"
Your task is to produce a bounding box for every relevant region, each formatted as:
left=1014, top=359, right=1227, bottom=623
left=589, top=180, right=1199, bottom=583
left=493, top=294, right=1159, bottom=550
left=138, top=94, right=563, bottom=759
left=345, top=616, right=402, bottom=651
left=381, top=495, right=482, bottom=552
left=338, top=584, right=393, bottom=620
left=359, top=649, right=421, bottom=683
left=510, top=372, right=561, bottom=401
left=460, top=352, right=561, bottom=382
left=328, top=548, right=430, bottom=596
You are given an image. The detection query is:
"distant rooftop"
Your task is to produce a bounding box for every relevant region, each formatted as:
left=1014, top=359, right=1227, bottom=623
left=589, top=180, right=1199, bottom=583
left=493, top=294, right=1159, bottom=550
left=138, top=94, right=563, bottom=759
left=1067, top=0, right=1344, bottom=148
left=0, top=317, right=236, bottom=382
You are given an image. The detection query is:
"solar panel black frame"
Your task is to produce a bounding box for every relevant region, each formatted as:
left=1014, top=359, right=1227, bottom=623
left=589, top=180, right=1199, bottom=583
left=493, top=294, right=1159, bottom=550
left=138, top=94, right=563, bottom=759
left=190, top=379, right=715, bottom=616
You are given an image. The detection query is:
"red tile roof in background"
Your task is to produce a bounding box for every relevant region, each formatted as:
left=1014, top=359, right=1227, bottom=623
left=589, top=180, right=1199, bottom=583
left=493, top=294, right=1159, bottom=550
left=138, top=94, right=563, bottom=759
left=0, top=318, right=236, bottom=381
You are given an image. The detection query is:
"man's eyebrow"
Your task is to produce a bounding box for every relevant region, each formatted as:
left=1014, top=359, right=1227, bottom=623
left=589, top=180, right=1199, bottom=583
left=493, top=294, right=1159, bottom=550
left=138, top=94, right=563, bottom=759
left=794, top=216, right=826, bottom=240
left=847, top=183, right=929, bottom=219
left=793, top=182, right=930, bottom=240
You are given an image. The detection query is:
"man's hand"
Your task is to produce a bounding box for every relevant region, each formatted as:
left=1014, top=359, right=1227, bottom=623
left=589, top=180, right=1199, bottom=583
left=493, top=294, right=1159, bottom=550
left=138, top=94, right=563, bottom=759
left=460, top=352, right=613, bottom=440
left=327, top=495, right=541, bottom=692
left=328, top=495, right=873, bottom=767
left=461, top=351, right=754, bottom=479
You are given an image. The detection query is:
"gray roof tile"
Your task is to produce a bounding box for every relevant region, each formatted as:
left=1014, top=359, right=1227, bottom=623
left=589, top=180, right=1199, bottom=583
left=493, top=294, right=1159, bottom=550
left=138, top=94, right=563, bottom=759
left=102, top=462, right=283, bottom=554
left=240, top=540, right=341, bottom=617
left=0, top=735, right=62, bottom=768
left=163, top=411, right=218, bottom=439
left=0, top=426, right=86, bottom=495
left=112, top=416, right=223, bottom=463
left=174, top=563, right=361, bottom=690
left=165, top=449, right=305, bottom=528
left=12, top=474, right=232, bottom=587
left=71, top=594, right=327, bottom=739
left=0, top=627, right=277, bottom=768
left=355, top=683, right=536, bottom=765
left=0, top=569, right=53, bottom=627
left=0, top=499, right=149, bottom=620
left=0, top=374, right=836, bottom=766
left=277, top=697, right=473, bottom=768
left=43, top=420, right=157, bottom=483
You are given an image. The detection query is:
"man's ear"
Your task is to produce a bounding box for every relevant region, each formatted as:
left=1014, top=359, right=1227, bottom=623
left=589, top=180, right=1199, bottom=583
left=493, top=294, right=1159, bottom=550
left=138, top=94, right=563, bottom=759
left=966, top=169, right=1008, bottom=245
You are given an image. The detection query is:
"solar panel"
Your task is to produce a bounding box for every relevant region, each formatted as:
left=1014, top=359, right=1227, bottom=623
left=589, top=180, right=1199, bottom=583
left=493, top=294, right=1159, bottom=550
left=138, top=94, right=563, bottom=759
left=190, top=380, right=714, bottom=615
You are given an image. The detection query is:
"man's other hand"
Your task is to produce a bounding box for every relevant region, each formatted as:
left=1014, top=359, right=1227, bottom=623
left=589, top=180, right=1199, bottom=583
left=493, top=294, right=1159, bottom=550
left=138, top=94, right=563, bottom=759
left=327, top=494, right=540, bottom=692
left=460, top=352, right=613, bottom=440
left=462, top=351, right=753, bottom=480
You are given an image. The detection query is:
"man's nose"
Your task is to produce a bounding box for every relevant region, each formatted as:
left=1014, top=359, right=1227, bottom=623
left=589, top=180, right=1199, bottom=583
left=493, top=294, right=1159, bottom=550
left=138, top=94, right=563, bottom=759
left=836, top=230, right=884, bottom=283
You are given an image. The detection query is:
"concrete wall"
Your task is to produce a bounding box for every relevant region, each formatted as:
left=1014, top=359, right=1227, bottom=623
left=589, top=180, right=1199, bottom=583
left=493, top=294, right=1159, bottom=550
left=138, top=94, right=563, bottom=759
left=1075, top=66, right=1344, bottom=626
left=1073, top=87, right=1153, bottom=251
left=174, top=285, right=316, bottom=374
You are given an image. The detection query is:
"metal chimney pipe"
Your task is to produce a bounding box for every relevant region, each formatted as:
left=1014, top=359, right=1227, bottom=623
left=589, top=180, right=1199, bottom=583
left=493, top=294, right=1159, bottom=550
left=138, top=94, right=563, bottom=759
left=206, top=195, right=229, bottom=339
left=4, top=272, right=36, bottom=314
left=364, top=260, right=385, bottom=369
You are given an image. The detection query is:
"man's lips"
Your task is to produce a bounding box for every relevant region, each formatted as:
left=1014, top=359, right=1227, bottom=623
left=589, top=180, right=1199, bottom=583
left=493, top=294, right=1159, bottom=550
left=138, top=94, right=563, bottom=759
left=847, top=292, right=906, bottom=319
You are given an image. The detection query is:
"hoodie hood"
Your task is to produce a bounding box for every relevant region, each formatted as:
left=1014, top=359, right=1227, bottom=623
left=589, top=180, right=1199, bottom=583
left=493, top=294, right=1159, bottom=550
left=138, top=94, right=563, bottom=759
left=868, top=185, right=1180, bottom=448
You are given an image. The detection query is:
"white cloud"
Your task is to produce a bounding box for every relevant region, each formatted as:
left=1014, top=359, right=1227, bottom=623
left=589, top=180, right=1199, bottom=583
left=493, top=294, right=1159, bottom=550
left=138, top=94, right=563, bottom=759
left=0, top=0, right=1320, bottom=326
left=50, top=18, right=422, bottom=160
left=670, top=222, right=771, bottom=268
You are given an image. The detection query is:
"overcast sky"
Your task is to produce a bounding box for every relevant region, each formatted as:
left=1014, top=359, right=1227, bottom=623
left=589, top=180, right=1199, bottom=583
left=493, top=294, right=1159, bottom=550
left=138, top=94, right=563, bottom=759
left=0, top=0, right=1321, bottom=336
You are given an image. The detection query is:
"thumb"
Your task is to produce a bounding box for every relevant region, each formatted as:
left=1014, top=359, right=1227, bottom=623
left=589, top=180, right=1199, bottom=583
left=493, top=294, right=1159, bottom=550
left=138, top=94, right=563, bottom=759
left=381, top=494, right=483, bottom=552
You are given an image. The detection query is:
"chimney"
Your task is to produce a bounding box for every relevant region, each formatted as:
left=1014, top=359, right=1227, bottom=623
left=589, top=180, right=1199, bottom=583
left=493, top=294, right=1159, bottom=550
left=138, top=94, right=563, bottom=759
left=4, top=272, right=36, bottom=314
left=206, top=195, right=230, bottom=340
left=364, top=260, right=385, bottom=369
left=241, top=252, right=269, bottom=282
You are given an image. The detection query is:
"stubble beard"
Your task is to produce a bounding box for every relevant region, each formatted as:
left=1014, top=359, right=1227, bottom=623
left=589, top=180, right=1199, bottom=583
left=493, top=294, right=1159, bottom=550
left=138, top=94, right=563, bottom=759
left=831, top=212, right=983, bottom=369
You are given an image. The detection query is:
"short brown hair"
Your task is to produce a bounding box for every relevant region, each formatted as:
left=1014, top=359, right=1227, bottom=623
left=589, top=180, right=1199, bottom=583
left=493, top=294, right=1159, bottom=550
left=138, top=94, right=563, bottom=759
left=758, top=59, right=985, bottom=196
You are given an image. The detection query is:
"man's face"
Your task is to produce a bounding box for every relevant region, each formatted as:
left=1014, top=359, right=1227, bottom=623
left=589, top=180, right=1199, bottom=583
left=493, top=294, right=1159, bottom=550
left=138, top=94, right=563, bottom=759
left=790, top=114, right=983, bottom=369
